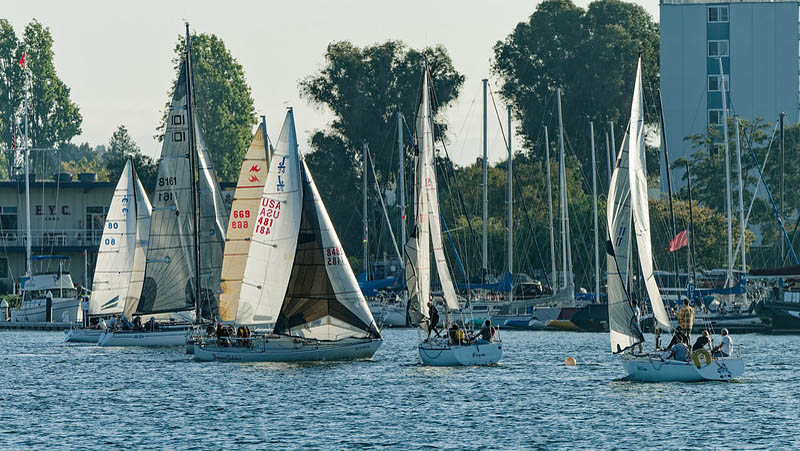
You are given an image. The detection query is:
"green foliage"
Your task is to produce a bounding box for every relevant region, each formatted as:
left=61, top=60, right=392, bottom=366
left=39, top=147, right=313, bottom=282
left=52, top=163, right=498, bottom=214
left=0, top=19, right=24, bottom=176
left=300, top=40, right=464, bottom=268
left=104, top=125, right=157, bottom=188
left=492, top=0, right=659, bottom=185
left=159, top=32, right=256, bottom=183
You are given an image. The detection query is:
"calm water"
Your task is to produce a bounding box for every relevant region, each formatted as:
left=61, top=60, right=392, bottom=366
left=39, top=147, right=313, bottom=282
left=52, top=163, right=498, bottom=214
left=1, top=329, right=798, bottom=450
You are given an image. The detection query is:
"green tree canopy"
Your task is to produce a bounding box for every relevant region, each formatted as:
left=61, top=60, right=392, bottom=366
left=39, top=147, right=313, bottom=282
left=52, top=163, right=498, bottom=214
left=159, top=31, right=256, bottom=183
left=492, top=0, right=659, bottom=184
left=300, top=40, right=464, bottom=267
left=105, top=124, right=157, bottom=188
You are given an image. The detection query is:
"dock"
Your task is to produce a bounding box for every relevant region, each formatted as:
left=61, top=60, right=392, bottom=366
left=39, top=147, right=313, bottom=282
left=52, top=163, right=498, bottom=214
left=0, top=321, right=71, bottom=331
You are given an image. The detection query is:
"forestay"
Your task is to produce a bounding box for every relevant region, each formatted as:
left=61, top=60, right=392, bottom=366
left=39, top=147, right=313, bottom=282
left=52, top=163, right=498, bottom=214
left=219, top=124, right=269, bottom=322
left=274, top=159, right=380, bottom=340
left=606, top=86, right=642, bottom=354
left=91, top=161, right=150, bottom=317
left=236, top=110, right=302, bottom=325
left=628, top=58, right=672, bottom=334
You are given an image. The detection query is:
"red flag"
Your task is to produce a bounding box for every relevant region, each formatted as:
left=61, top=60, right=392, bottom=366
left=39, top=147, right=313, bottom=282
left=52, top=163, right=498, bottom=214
left=668, top=230, right=689, bottom=252
left=18, top=52, right=26, bottom=69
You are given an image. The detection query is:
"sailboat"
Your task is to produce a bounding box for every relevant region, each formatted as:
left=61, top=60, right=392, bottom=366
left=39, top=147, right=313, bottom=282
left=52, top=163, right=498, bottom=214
left=98, top=25, right=228, bottom=346
left=65, top=160, right=152, bottom=343
left=194, top=109, right=382, bottom=362
left=607, top=56, right=744, bottom=382
left=406, top=68, right=501, bottom=366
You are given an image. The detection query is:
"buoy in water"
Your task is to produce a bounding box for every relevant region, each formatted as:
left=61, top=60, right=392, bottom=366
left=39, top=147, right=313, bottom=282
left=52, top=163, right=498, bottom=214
left=565, top=357, right=577, bottom=366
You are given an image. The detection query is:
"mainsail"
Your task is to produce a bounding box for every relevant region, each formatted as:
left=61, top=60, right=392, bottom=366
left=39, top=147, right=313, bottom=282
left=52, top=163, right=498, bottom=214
left=628, top=58, right=672, bottom=333
left=136, top=57, right=227, bottom=318
left=218, top=123, right=269, bottom=321
left=606, top=71, right=642, bottom=354
left=235, top=110, right=302, bottom=325
left=90, top=160, right=151, bottom=317
left=274, top=159, right=380, bottom=340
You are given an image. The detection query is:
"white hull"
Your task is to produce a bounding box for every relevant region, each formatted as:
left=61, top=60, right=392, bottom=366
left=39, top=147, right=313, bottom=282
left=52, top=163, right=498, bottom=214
left=621, top=354, right=744, bottom=382
left=64, top=328, right=103, bottom=343
left=418, top=339, right=502, bottom=366
left=13, top=298, right=80, bottom=323
left=97, top=327, right=190, bottom=347
left=194, top=336, right=382, bottom=362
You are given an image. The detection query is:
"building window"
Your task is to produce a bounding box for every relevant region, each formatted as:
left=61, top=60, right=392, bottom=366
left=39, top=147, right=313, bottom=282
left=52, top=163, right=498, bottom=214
left=708, top=6, right=729, bottom=23
left=708, top=40, right=729, bottom=57
left=0, top=206, right=17, bottom=232
left=0, top=257, right=8, bottom=279
left=708, top=75, right=729, bottom=92
left=709, top=109, right=724, bottom=126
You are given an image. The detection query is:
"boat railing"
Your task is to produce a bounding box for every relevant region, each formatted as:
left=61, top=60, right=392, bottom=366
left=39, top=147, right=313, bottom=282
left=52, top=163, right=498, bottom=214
left=1, top=228, right=104, bottom=248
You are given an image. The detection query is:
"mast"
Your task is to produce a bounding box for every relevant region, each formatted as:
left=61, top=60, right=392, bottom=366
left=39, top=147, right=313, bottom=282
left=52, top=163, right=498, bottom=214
left=481, top=78, right=488, bottom=284
left=397, top=111, right=406, bottom=246
left=719, top=58, right=732, bottom=289
left=507, top=105, right=513, bottom=302
left=657, top=90, right=680, bottom=290
left=735, top=117, right=747, bottom=302
left=23, top=57, right=31, bottom=278
left=362, top=141, right=369, bottom=280
left=184, top=23, right=202, bottom=318
left=556, top=88, right=569, bottom=290
left=590, top=121, right=599, bottom=302
left=686, top=161, right=697, bottom=283
left=605, top=131, right=612, bottom=188
left=545, top=126, right=556, bottom=290
left=780, top=112, right=785, bottom=264
left=609, top=121, right=616, bottom=171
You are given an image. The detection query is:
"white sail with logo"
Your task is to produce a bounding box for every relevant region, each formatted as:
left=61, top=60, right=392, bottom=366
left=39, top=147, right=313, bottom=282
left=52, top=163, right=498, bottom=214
left=124, top=168, right=153, bottom=318
left=628, top=59, right=672, bottom=334
left=235, top=110, right=303, bottom=325
left=219, top=123, right=270, bottom=322
left=91, top=160, right=151, bottom=317
left=273, top=159, right=380, bottom=339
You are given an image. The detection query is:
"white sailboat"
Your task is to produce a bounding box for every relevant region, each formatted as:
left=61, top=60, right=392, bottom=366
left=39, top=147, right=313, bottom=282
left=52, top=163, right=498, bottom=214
left=407, top=68, right=501, bottom=366
left=194, top=109, right=382, bottom=362
left=607, top=57, right=744, bottom=382
left=65, top=160, right=152, bottom=343
left=99, top=26, right=228, bottom=346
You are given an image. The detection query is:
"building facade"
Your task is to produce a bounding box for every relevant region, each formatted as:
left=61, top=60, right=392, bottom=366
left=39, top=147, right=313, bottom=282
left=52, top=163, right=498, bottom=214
left=660, top=0, right=799, bottom=188
left=0, top=175, right=234, bottom=294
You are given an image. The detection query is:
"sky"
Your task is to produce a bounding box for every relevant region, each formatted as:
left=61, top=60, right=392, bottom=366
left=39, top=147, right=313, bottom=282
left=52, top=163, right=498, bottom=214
left=7, top=0, right=659, bottom=167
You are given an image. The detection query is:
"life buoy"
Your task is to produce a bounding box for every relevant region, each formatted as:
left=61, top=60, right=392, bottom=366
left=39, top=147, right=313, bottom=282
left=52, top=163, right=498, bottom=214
left=692, top=349, right=712, bottom=368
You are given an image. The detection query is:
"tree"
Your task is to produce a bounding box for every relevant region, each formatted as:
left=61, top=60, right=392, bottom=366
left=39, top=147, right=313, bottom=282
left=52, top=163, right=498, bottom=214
left=492, top=0, right=659, bottom=186
left=104, top=125, right=157, bottom=188
left=300, top=40, right=464, bottom=269
left=22, top=20, right=82, bottom=149
left=0, top=20, right=24, bottom=176
left=159, top=32, right=256, bottom=183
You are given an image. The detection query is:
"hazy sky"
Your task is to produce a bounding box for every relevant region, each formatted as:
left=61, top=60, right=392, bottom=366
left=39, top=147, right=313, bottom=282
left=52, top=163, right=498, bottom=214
left=7, top=0, right=659, bottom=167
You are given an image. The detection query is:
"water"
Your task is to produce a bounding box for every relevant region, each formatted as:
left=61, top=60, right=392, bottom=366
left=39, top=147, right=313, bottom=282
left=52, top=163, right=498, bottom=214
left=1, top=329, right=798, bottom=450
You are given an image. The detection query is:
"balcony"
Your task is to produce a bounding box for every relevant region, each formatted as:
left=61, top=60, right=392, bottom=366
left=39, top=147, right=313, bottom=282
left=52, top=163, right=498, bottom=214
left=0, top=229, right=103, bottom=251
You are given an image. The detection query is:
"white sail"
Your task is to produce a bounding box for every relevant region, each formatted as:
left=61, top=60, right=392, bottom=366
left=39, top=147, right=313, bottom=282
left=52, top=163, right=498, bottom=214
left=419, top=71, right=459, bottom=312
left=628, top=58, right=672, bottom=333
left=236, top=110, right=302, bottom=325
left=124, top=168, right=153, bottom=318
left=219, top=124, right=269, bottom=322
left=90, top=160, right=139, bottom=316
left=606, top=110, right=639, bottom=354
left=274, top=159, right=380, bottom=340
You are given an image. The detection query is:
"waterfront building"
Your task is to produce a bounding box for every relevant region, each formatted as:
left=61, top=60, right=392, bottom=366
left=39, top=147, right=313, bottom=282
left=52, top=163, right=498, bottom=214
left=660, top=0, right=799, bottom=189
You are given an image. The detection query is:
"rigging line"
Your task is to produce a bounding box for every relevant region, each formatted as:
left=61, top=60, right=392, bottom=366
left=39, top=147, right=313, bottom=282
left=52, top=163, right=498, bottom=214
left=436, top=149, right=477, bottom=284
left=740, top=119, right=799, bottom=265
left=487, top=85, right=551, bottom=287
left=366, top=145, right=402, bottom=262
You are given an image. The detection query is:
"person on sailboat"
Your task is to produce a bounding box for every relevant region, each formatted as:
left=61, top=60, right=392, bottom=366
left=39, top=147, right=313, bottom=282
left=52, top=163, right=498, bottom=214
left=692, top=330, right=712, bottom=352
left=712, top=329, right=733, bottom=358
left=666, top=326, right=689, bottom=349
left=678, top=298, right=695, bottom=338
left=474, top=319, right=494, bottom=343
left=427, top=301, right=440, bottom=339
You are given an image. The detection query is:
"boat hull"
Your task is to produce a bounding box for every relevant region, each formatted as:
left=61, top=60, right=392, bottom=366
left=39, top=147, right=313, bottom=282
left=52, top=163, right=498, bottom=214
left=418, top=340, right=502, bottom=366
left=64, top=328, right=103, bottom=343
left=13, top=298, right=80, bottom=323
left=97, top=327, right=190, bottom=347
left=194, top=336, right=382, bottom=362
left=621, top=354, right=744, bottom=382
left=756, top=301, right=800, bottom=333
